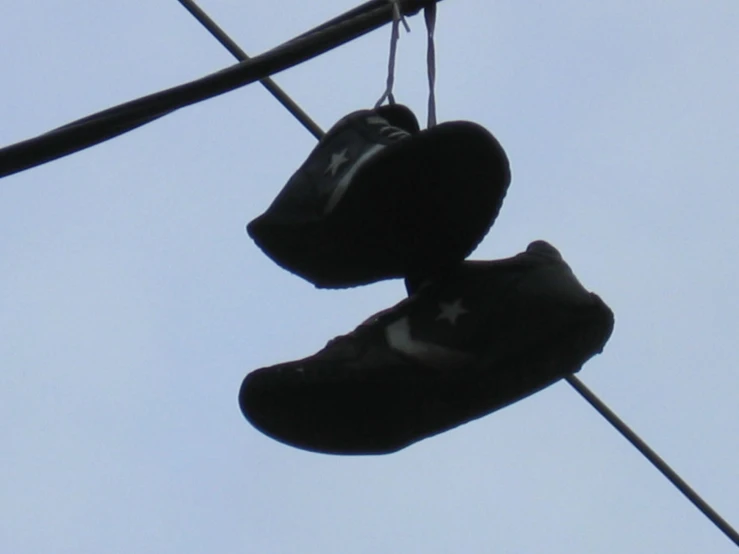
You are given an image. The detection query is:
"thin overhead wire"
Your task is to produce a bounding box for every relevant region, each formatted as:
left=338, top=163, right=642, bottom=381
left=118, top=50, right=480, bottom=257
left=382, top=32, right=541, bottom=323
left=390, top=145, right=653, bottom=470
left=566, top=375, right=739, bottom=548
left=177, top=0, right=324, bottom=139
left=0, top=0, right=441, bottom=178
left=178, top=2, right=739, bottom=546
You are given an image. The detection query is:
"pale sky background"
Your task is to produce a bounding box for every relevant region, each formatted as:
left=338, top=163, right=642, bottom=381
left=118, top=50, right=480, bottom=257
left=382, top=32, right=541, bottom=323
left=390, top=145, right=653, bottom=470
left=1, top=1, right=738, bottom=553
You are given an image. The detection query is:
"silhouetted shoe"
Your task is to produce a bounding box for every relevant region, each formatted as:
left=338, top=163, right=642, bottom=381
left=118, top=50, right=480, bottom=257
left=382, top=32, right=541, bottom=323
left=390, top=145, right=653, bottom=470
left=239, top=241, right=614, bottom=455
left=247, top=104, right=510, bottom=288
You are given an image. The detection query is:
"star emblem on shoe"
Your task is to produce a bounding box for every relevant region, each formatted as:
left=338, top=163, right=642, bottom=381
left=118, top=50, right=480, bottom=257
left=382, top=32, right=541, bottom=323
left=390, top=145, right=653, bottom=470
left=436, top=298, right=468, bottom=325
left=325, top=148, right=349, bottom=176
left=246, top=103, right=512, bottom=288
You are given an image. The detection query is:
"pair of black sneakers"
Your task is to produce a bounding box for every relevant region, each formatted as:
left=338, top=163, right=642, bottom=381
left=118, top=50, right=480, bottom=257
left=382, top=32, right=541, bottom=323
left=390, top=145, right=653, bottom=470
left=241, top=105, right=614, bottom=455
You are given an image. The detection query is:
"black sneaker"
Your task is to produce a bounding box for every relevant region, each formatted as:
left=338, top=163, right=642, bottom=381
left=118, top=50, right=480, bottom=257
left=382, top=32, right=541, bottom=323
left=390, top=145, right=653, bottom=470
left=247, top=104, right=511, bottom=288
left=239, top=241, right=614, bottom=455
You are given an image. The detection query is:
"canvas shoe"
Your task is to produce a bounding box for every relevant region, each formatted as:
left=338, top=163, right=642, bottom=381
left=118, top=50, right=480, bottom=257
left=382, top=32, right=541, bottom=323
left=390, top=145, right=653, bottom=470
left=247, top=104, right=511, bottom=288
left=239, top=241, right=614, bottom=455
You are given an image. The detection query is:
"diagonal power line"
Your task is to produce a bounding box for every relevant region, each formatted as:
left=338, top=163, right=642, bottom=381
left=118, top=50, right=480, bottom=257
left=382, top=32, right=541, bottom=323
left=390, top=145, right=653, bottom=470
left=177, top=0, right=324, bottom=138
left=177, top=4, right=739, bottom=547
left=566, top=375, right=739, bottom=548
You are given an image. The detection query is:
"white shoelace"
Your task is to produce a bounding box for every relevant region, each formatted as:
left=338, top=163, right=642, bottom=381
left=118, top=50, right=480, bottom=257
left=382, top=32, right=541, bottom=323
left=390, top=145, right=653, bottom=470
left=424, top=4, right=437, bottom=127
left=375, top=1, right=438, bottom=128
left=374, top=0, right=409, bottom=108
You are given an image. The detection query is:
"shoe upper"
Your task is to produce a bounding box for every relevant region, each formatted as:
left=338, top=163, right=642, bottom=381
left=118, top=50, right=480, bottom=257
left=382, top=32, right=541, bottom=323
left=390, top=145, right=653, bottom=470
left=246, top=103, right=511, bottom=288
left=291, top=241, right=603, bottom=372
left=240, top=241, right=614, bottom=455
left=255, top=104, right=421, bottom=222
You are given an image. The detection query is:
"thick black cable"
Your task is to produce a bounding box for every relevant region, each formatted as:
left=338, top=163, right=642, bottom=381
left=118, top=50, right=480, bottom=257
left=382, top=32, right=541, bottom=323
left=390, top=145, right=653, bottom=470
left=290, top=1, right=398, bottom=43
left=176, top=0, right=324, bottom=139
left=0, top=0, right=440, bottom=179
left=566, top=375, right=739, bottom=548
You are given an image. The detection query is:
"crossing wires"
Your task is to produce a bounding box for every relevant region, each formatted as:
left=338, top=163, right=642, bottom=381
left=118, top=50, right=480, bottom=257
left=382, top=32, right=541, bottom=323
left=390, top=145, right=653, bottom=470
left=0, top=0, right=439, bottom=178
left=1, top=0, right=737, bottom=549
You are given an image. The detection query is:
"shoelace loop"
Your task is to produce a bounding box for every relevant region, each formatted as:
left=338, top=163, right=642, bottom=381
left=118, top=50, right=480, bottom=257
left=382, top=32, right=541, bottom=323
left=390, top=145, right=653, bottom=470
left=374, top=0, right=409, bottom=108
left=375, top=1, right=438, bottom=129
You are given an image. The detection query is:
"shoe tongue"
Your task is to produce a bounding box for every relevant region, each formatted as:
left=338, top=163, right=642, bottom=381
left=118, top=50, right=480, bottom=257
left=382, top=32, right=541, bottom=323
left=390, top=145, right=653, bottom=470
left=374, top=104, right=421, bottom=134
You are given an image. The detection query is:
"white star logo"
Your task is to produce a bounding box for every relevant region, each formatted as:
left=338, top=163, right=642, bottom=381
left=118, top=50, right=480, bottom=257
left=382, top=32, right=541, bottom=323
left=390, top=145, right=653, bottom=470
left=436, top=299, right=469, bottom=325
left=325, top=148, right=349, bottom=176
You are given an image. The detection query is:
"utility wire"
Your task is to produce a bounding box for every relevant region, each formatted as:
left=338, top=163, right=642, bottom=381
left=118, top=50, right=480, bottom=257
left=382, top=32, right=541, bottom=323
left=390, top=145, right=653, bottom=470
left=290, top=1, right=405, bottom=44
left=0, top=0, right=441, bottom=178
left=176, top=4, right=739, bottom=547
left=177, top=0, right=323, bottom=139
left=567, top=375, right=739, bottom=548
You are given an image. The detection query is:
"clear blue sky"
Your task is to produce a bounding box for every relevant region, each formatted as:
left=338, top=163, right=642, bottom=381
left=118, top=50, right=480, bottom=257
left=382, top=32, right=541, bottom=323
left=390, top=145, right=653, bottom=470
left=2, top=1, right=738, bottom=552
